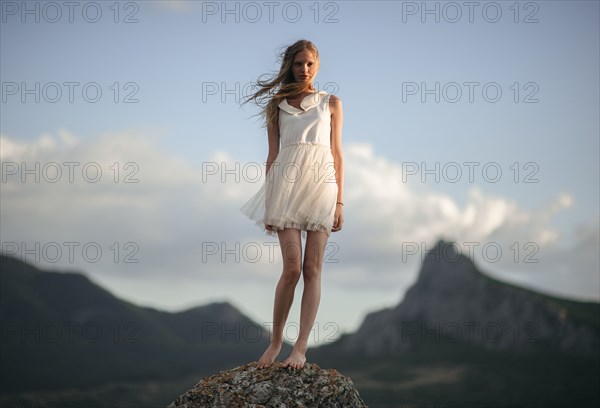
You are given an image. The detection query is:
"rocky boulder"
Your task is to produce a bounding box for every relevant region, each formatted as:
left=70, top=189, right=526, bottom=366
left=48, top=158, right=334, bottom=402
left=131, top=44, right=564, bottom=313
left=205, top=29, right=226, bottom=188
left=167, top=361, right=368, bottom=407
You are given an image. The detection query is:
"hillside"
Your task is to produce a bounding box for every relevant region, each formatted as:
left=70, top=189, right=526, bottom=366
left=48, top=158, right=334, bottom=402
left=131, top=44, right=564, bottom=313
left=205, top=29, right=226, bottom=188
left=1, top=240, right=598, bottom=407
left=0, top=254, right=288, bottom=395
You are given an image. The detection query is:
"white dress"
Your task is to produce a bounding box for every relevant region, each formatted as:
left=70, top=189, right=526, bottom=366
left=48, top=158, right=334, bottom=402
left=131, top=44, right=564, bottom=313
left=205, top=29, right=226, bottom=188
left=240, top=91, right=338, bottom=240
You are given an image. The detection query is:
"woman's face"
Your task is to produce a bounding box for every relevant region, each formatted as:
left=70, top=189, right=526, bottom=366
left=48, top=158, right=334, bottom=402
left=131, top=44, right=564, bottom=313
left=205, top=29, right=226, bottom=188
left=291, top=49, right=318, bottom=84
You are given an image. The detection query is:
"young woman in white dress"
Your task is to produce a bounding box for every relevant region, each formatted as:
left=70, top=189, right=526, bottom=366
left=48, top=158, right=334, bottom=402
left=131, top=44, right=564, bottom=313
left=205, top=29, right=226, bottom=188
left=241, top=39, right=344, bottom=370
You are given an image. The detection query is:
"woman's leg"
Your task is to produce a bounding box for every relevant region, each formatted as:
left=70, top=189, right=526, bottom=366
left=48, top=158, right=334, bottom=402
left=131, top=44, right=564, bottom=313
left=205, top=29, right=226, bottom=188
left=281, top=229, right=328, bottom=369
left=257, top=228, right=303, bottom=368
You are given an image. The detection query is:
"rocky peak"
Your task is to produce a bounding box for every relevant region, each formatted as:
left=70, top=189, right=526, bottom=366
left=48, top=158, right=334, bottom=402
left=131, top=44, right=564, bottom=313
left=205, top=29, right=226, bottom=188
left=337, top=239, right=600, bottom=356
left=414, top=239, right=480, bottom=293
left=167, top=361, right=368, bottom=408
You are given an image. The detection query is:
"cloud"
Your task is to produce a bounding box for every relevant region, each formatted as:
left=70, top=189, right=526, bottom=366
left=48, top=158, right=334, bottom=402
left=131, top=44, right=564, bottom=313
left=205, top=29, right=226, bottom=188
left=340, top=141, right=576, bottom=258
left=1, top=129, right=597, bottom=311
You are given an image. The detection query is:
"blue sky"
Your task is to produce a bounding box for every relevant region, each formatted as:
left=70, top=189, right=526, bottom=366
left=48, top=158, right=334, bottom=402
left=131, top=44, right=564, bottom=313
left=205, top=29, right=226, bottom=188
left=1, top=1, right=599, bottom=346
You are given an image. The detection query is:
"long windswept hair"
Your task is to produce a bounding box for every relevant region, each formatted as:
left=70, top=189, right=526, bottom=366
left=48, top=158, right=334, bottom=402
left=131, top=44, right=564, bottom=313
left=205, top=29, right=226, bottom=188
left=241, top=40, right=321, bottom=131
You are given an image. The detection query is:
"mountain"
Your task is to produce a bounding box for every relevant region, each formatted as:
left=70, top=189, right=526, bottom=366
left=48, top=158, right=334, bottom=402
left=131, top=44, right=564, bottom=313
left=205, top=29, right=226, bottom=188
left=302, top=240, right=599, bottom=407
left=1, top=240, right=599, bottom=408
left=331, top=240, right=600, bottom=356
left=0, top=253, right=291, bottom=397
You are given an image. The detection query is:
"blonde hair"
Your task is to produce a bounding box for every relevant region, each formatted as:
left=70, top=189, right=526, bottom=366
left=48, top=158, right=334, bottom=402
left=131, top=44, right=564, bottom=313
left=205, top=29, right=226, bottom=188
left=242, top=39, right=320, bottom=131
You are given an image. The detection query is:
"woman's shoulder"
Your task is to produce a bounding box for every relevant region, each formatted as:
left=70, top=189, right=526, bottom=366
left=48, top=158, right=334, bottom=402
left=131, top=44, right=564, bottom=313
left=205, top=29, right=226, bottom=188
left=327, top=94, right=341, bottom=103
left=327, top=93, right=342, bottom=111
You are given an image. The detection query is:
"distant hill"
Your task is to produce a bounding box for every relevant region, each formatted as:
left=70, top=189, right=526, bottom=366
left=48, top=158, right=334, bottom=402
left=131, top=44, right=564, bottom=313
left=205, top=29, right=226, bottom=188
left=329, top=239, right=599, bottom=356
left=305, top=240, right=599, bottom=407
left=0, top=254, right=289, bottom=395
left=1, top=240, right=599, bottom=408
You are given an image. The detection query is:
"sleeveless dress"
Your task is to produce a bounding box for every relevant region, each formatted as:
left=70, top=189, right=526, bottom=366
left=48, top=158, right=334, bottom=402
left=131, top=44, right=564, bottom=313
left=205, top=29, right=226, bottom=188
left=240, top=91, right=338, bottom=240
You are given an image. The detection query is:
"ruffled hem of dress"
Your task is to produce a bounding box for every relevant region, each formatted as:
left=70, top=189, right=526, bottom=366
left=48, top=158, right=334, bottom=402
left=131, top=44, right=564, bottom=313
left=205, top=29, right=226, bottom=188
left=264, top=219, right=333, bottom=240
left=241, top=207, right=334, bottom=240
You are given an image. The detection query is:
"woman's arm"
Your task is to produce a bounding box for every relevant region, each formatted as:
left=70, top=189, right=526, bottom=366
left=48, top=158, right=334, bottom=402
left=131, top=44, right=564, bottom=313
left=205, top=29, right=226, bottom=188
left=265, top=116, right=280, bottom=177
left=329, top=95, right=344, bottom=205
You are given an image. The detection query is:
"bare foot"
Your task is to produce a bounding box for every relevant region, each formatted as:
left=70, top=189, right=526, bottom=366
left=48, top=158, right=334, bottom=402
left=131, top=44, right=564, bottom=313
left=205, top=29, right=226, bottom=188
left=257, top=342, right=282, bottom=369
left=281, top=346, right=307, bottom=370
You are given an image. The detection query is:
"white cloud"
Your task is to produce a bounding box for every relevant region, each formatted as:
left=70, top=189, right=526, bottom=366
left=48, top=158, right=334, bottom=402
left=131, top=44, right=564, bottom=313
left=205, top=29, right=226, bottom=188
left=1, top=129, right=597, bottom=342
left=341, top=144, right=576, bottom=259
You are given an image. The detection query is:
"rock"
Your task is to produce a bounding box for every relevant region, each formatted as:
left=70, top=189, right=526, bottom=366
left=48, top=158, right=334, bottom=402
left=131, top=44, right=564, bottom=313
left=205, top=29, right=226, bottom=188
left=166, top=361, right=368, bottom=407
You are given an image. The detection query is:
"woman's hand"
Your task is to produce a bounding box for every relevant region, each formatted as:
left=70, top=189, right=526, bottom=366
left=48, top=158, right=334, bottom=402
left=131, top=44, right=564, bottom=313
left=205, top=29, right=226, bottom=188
left=332, top=204, right=344, bottom=232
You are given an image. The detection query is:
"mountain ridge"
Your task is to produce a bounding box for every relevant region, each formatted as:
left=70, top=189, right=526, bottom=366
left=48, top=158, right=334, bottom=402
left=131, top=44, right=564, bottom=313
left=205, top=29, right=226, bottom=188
left=1, top=240, right=599, bottom=407
left=329, top=239, right=599, bottom=356
left=2, top=242, right=597, bottom=328
left=0, top=253, right=279, bottom=394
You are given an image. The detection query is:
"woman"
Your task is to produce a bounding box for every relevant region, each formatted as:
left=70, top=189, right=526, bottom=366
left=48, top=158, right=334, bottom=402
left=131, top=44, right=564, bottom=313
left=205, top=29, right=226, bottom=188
left=240, top=39, right=344, bottom=370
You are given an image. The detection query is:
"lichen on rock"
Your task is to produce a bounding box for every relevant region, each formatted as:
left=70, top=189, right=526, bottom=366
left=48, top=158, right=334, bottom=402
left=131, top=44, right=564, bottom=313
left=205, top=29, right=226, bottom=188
left=167, top=361, right=368, bottom=407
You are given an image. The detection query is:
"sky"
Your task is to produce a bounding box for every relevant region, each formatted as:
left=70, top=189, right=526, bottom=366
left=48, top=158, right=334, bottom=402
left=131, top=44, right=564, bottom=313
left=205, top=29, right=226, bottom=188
left=1, top=0, right=599, bottom=347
